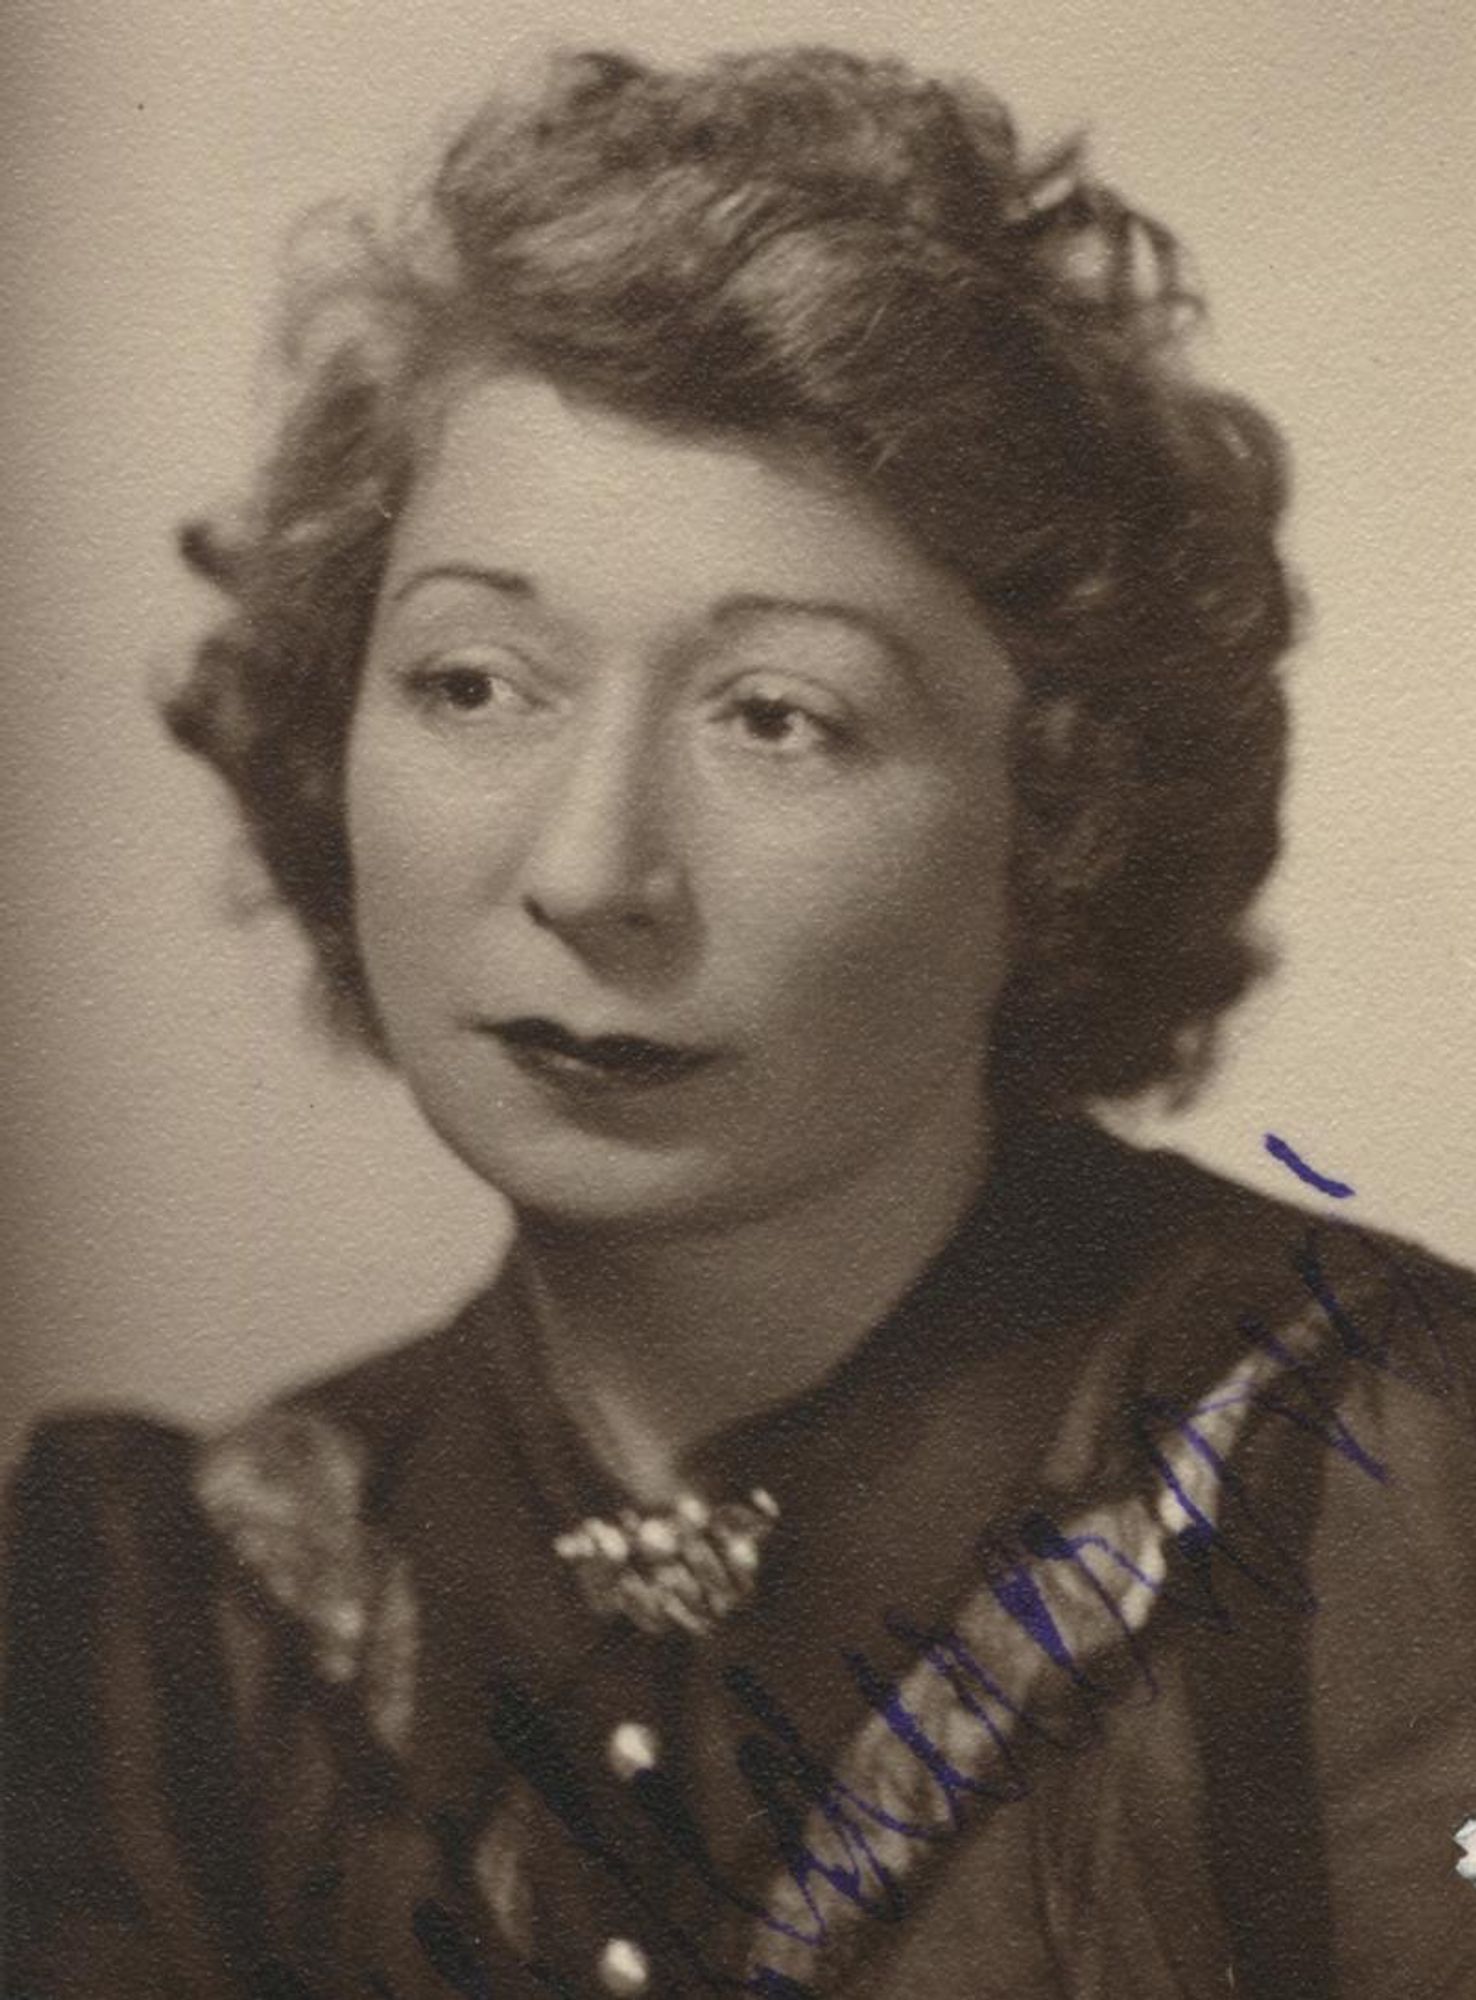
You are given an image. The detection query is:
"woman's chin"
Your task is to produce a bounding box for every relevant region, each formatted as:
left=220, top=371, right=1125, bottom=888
left=431, top=1118, right=743, bottom=1237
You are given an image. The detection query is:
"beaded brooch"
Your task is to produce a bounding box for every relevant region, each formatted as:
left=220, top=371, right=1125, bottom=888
left=553, top=1487, right=779, bottom=1635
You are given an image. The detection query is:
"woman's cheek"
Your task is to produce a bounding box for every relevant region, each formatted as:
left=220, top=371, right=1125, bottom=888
left=738, top=847, right=994, bottom=1049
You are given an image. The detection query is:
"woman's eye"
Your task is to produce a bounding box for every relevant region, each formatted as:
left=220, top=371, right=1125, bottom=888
left=723, top=689, right=845, bottom=758
left=401, top=656, right=541, bottom=721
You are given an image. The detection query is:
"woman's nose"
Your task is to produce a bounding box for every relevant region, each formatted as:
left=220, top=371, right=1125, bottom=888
left=517, top=706, right=689, bottom=953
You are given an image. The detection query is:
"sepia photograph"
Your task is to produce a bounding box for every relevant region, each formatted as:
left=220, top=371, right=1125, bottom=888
left=3, top=4, right=1473, bottom=1995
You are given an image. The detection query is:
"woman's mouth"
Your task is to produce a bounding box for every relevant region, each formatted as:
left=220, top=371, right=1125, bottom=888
left=486, top=1016, right=718, bottom=1090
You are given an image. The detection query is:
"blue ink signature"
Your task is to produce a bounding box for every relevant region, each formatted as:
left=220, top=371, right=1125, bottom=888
left=1263, top=1132, right=1356, bottom=1200
left=366, top=1140, right=1472, bottom=1999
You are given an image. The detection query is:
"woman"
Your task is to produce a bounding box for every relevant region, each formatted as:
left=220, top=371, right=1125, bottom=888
left=5, top=44, right=1473, bottom=1999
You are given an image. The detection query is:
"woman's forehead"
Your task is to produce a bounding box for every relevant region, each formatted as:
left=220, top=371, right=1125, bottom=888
left=386, top=370, right=1013, bottom=696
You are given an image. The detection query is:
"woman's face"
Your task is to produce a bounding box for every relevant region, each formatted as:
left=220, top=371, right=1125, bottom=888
left=347, top=374, right=1018, bottom=1232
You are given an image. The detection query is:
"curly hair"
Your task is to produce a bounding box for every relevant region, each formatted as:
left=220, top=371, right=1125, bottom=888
left=167, top=44, right=1294, bottom=1112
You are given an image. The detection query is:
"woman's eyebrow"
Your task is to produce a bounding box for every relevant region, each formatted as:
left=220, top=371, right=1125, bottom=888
left=382, top=573, right=924, bottom=679
left=388, top=563, right=535, bottom=606
left=711, top=593, right=922, bottom=678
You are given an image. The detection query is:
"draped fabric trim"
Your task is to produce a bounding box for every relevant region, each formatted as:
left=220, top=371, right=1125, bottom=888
left=194, top=1406, right=419, bottom=1757
left=742, top=1309, right=1331, bottom=1993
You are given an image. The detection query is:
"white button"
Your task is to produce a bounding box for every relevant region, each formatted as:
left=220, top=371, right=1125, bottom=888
left=597, top=1936, right=650, bottom=1994
left=724, top=1532, right=759, bottom=1575
left=607, top=1720, right=660, bottom=1781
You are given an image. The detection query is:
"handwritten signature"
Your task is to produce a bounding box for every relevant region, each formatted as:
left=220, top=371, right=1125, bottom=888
left=244, top=1139, right=1473, bottom=1997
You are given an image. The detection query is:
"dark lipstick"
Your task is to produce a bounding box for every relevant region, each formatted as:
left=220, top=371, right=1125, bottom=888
left=489, top=1016, right=715, bottom=1089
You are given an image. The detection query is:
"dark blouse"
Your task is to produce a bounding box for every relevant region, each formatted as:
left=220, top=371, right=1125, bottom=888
left=6, top=1120, right=1476, bottom=1998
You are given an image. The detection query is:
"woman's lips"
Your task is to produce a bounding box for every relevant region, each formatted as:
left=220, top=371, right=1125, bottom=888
left=485, top=1016, right=718, bottom=1090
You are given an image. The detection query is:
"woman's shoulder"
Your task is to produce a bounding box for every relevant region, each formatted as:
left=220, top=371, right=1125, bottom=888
left=1053, top=1118, right=1476, bottom=1377
left=5, top=1273, right=510, bottom=1644
left=1058, top=1115, right=1472, bottom=1287
left=12, top=1264, right=506, bottom=1496
left=2, top=1273, right=514, bottom=1830
left=996, top=1124, right=1476, bottom=1607
left=4, top=1410, right=208, bottom=1645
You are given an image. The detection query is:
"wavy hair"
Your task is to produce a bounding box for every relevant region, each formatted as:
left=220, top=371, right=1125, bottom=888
left=167, top=45, right=1295, bottom=1111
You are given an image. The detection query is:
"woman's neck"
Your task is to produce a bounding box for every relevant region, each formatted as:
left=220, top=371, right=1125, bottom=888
left=514, top=1100, right=994, bottom=1504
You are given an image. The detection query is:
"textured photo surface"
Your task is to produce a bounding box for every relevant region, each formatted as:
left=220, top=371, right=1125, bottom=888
left=3, top=8, right=1472, bottom=1997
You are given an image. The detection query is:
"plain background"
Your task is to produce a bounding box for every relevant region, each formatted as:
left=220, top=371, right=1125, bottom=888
left=2, top=0, right=1472, bottom=1472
